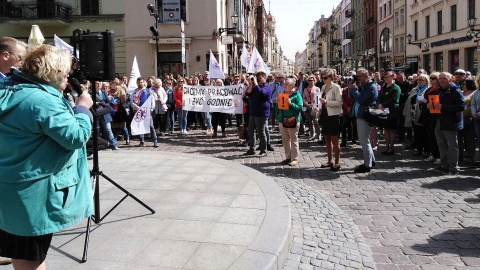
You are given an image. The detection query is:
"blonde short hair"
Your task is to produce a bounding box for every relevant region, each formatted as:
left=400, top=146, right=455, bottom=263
left=21, top=44, right=71, bottom=83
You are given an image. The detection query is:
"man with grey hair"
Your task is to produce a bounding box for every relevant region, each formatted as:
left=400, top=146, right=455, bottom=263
left=0, top=37, right=27, bottom=80
left=349, top=68, right=378, bottom=173
left=431, top=72, right=465, bottom=175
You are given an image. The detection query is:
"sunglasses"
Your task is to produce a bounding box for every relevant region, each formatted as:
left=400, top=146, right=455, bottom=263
left=307, top=80, right=314, bottom=82
left=455, top=73, right=465, bottom=76
left=323, top=77, right=330, bottom=80
left=430, top=77, right=437, bottom=80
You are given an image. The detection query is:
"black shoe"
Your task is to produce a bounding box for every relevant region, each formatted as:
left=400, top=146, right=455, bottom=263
left=246, top=149, right=255, bottom=155
left=434, top=166, right=449, bottom=174
left=125, top=140, right=130, bottom=145
left=330, top=164, right=341, bottom=171
left=276, top=140, right=282, bottom=144
left=385, top=150, right=395, bottom=155
left=372, top=161, right=376, bottom=167
left=381, top=150, right=389, bottom=155
left=153, top=142, right=159, bottom=148
left=354, top=165, right=371, bottom=173
left=340, top=142, right=347, bottom=147
left=267, top=144, right=274, bottom=151
left=258, top=151, right=267, bottom=157
left=412, top=151, right=423, bottom=156
left=318, top=140, right=325, bottom=145
left=256, top=146, right=261, bottom=150
left=139, top=142, right=145, bottom=147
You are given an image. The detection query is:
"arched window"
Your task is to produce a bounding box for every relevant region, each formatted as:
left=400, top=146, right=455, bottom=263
left=380, top=28, right=391, bottom=53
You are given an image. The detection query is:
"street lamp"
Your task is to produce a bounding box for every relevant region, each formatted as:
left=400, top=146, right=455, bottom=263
left=467, top=17, right=480, bottom=38
left=148, top=2, right=160, bottom=77
left=218, top=14, right=240, bottom=75
left=406, top=33, right=422, bottom=48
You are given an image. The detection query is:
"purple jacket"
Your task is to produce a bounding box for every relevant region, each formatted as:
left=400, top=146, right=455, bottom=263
left=248, top=83, right=272, bottom=117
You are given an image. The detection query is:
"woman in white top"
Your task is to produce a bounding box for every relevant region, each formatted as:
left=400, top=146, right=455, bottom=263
left=319, top=68, right=343, bottom=171
left=152, top=79, right=168, bottom=136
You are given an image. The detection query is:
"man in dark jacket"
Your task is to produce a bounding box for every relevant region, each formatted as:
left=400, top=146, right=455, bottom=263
left=349, top=68, right=378, bottom=173
left=245, top=70, right=272, bottom=156
left=395, top=72, right=413, bottom=143
left=432, top=72, right=465, bottom=174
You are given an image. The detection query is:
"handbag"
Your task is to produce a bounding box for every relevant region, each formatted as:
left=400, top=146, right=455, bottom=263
left=363, top=107, right=388, bottom=128
left=282, top=116, right=297, bottom=128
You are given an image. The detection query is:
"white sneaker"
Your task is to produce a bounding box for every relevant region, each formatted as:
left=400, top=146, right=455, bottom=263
left=424, top=156, right=435, bottom=162
left=434, top=158, right=442, bottom=165
left=183, top=129, right=188, bottom=135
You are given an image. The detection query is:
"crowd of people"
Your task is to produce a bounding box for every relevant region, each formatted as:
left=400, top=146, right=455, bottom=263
left=1, top=34, right=480, bottom=269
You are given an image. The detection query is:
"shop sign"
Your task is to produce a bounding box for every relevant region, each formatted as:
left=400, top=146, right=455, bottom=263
left=406, top=57, right=418, bottom=63
left=162, top=0, right=181, bottom=23
left=430, top=36, right=473, bottom=48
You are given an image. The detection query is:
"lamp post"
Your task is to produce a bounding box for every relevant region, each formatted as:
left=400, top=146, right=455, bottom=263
left=406, top=33, right=421, bottom=48
left=467, top=17, right=480, bottom=74
left=218, top=14, right=239, bottom=75
left=148, top=2, right=160, bottom=77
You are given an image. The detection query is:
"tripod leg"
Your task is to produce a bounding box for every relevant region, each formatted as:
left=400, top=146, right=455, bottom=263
left=81, top=215, right=92, bottom=263
left=101, top=172, right=155, bottom=214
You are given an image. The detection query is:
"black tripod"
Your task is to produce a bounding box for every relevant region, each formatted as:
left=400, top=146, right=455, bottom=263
left=81, top=91, right=155, bottom=263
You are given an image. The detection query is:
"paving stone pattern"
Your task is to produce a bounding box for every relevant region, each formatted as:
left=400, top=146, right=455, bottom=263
left=120, top=126, right=480, bottom=270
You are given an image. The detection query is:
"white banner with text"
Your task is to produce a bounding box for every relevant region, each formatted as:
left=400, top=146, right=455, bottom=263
left=183, top=85, right=245, bottom=114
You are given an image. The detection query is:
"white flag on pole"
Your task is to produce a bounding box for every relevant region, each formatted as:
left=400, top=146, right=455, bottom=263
left=247, top=47, right=269, bottom=76
left=130, top=95, right=153, bottom=136
left=127, top=56, right=141, bottom=93
left=240, top=43, right=251, bottom=68
left=207, top=50, right=225, bottom=79
left=54, top=34, right=74, bottom=56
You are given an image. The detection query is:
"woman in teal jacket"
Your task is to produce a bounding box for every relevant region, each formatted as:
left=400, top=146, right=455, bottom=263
left=0, top=45, right=93, bottom=269
left=277, top=78, right=303, bottom=166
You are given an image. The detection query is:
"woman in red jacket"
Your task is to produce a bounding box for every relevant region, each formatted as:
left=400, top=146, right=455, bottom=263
left=174, top=78, right=189, bottom=135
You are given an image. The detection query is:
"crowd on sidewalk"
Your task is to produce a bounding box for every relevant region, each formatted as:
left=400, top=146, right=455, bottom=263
left=81, top=65, right=480, bottom=175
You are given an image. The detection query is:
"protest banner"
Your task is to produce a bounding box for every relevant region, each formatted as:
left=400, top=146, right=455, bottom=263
left=131, top=95, right=153, bottom=135
left=312, top=92, right=322, bottom=109
left=183, top=84, right=245, bottom=114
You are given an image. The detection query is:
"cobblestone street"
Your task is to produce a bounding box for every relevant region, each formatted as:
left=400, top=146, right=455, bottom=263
left=119, top=126, right=480, bottom=270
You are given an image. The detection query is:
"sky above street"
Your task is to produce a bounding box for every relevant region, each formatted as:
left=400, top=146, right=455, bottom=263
left=269, top=0, right=342, bottom=60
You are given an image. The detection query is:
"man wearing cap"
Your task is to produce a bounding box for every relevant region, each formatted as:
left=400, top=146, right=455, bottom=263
left=453, top=69, right=466, bottom=87
left=0, top=37, right=27, bottom=80
left=245, top=71, right=272, bottom=156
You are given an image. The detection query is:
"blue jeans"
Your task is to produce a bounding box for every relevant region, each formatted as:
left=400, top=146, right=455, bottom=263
left=167, top=110, right=175, bottom=131
left=357, top=118, right=375, bottom=167
left=100, top=118, right=117, bottom=148
left=140, top=125, right=157, bottom=143
left=435, top=119, right=460, bottom=172
left=475, top=120, right=480, bottom=161
left=205, top=112, right=212, bottom=128
left=248, top=116, right=268, bottom=151
left=175, top=109, right=188, bottom=130
left=114, top=127, right=129, bottom=141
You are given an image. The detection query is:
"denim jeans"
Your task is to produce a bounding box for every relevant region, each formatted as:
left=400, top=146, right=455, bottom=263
left=140, top=125, right=157, bottom=143
left=248, top=116, right=268, bottom=151
left=114, top=127, right=130, bottom=141
left=474, top=120, right=480, bottom=161
left=204, top=112, right=212, bottom=128
left=357, top=118, right=375, bottom=167
left=99, top=118, right=117, bottom=148
left=175, top=109, right=188, bottom=130
left=434, top=119, right=460, bottom=172
left=167, top=110, right=175, bottom=131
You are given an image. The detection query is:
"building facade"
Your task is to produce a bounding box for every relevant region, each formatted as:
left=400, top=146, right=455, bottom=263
left=377, top=0, right=394, bottom=70
left=393, top=0, right=406, bottom=69
left=406, top=0, right=479, bottom=75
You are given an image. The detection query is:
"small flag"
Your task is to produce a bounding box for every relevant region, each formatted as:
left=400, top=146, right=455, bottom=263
left=240, top=43, right=251, bottom=68
left=127, top=56, right=141, bottom=93
left=247, top=47, right=269, bottom=76
left=208, top=50, right=225, bottom=79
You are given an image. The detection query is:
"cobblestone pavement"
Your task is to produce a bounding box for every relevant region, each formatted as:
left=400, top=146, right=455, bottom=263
left=117, top=125, right=480, bottom=270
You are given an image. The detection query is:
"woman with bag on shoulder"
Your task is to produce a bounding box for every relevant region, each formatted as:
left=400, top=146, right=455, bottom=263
left=377, top=70, right=401, bottom=155
left=319, top=68, right=343, bottom=171
left=111, top=83, right=131, bottom=145
left=277, top=78, right=303, bottom=166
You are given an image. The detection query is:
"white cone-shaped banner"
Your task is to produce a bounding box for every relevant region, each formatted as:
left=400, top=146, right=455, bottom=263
left=127, top=56, right=141, bottom=93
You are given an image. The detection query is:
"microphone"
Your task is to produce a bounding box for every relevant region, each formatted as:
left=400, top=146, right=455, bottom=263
left=69, top=77, right=83, bottom=97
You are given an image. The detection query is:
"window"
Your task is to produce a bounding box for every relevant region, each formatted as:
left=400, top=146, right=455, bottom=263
left=384, top=4, right=386, bottom=19
left=400, top=36, right=404, bottom=52
left=388, top=0, right=392, bottom=15
left=158, top=0, right=187, bottom=23
left=468, top=0, right=475, bottom=19
left=423, top=54, right=431, bottom=74
left=437, top=11, right=442, bottom=35
left=81, top=0, right=99, bottom=15
left=395, top=11, right=399, bottom=26
left=434, top=52, right=443, bottom=71
left=400, top=9, right=404, bottom=26
left=450, top=5, right=456, bottom=31
left=414, top=20, right=418, bottom=41
left=380, top=7, right=383, bottom=20
left=425, top=15, right=430, bottom=38
left=380, top=28, right=391, bottom=53
left=395, top=37, right=399, bottom=53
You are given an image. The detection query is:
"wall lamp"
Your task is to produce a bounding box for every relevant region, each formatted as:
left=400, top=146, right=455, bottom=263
left=406, top=33, right=421, bottom=48
left=218, top=14, right=239, bottom=35
left=467, top=17, right=480, bottom=39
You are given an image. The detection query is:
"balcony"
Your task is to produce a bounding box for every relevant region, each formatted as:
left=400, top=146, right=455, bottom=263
left=1, top=2, right=71, bottom=23
left=331, top=39, right=341, bottom=46
left=345, top=31, right=355, bottom=39
left=345, top=9, right=354, bottom=18
left=330, top=24, right=339, bottom=30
